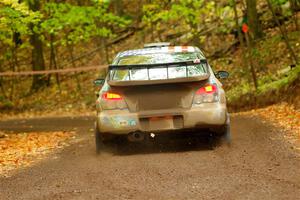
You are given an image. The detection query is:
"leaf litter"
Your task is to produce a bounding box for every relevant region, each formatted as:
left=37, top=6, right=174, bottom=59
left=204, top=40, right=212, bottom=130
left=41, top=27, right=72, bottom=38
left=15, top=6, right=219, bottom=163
left=236, top=103, right=300, bottom=151
left=0, top=131, right=75, bottom=177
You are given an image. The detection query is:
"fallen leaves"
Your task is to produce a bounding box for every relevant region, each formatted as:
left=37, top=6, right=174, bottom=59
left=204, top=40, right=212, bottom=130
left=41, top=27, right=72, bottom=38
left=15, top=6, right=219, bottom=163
left=236, top=103, right=300, bottom=150
left=0, top=131, right=75, bottom=177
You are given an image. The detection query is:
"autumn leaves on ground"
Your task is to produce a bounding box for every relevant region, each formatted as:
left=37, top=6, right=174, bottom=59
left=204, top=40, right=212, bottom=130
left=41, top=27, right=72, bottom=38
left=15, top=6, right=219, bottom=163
left=236, top=103, right=300, bottom=151
left=0, top=131, right=75, bottom=177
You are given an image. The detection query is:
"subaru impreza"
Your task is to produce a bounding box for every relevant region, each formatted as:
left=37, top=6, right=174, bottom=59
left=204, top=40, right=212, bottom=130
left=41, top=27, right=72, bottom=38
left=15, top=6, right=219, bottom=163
left=94, top=43, right=230, bottom=153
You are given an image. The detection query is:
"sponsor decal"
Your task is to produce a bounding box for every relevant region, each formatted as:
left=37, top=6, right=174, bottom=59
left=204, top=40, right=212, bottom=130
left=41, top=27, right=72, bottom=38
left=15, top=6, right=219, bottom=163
left=102, top=116, right=137, bottom=128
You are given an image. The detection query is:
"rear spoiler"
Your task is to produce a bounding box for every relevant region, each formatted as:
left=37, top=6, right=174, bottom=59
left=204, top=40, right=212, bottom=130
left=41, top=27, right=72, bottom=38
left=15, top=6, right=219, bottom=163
left=108, top=59, right=210, bottom=86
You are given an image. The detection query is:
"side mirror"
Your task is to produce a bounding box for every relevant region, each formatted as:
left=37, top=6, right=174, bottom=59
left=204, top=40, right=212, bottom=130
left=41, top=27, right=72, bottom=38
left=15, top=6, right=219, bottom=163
left=216, top=71, right=229, bottom=79
left=93, top=78, right=105, bottom=86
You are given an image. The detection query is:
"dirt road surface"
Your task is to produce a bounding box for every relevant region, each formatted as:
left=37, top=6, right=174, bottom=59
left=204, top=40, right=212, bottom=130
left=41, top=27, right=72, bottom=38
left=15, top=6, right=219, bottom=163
left=0, top=115, right=299, bottom=200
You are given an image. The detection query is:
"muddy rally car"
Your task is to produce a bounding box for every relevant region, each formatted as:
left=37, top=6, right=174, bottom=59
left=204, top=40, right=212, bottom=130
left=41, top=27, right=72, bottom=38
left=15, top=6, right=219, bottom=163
left=94, top=43, right=230, bottom=153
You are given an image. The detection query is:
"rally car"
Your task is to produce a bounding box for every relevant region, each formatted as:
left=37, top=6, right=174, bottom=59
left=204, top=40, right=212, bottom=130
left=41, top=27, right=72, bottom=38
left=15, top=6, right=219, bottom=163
left=94, top=43, right=230, bottom=153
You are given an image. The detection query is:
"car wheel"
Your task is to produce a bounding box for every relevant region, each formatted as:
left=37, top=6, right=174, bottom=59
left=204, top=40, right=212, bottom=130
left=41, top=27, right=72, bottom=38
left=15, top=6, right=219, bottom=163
left=95, top=124, right=103, bottom=154
left=223, top=113, right=231, bottom=145
left=95, top=123, right=118, bottom=154
left=208, top=133, right=217, bottom=150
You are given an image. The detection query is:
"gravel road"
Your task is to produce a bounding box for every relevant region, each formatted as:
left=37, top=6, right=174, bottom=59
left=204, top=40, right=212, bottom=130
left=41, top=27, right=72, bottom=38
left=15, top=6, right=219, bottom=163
left=0, top=115, right=299, bottom=200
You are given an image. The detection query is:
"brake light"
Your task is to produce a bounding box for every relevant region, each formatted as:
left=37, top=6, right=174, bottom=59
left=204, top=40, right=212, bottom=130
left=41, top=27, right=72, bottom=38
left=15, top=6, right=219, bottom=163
left=196, top=84, right=217, bottom=94
left=193, top=84, right=218, bottom=105
left=100, top=92, right=127, bottom=110
left=102, top=92, right=123, bottom=100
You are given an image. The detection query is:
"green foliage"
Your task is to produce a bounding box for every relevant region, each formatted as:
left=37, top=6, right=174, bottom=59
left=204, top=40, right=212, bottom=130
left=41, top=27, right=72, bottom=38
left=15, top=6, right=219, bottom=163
left=0, top=99, right=14, bottom=109
left=41, top=2, right=131, bottom=46
left=271, top=0, right=289, bottom=6
left=0, top=1, right=131, bottom=47
left=227, top=80, right=252, bottom=103
left=270, top=0, right=293, bottom=17
left=228, top=65, right=300, bottom=103
left=142, top=0, right=235, bottom=45
left=258, top=65, right=300, bottom=94
left=0, top=0, right=131, bottom=71
left=0, top=1, right=41, bottom=46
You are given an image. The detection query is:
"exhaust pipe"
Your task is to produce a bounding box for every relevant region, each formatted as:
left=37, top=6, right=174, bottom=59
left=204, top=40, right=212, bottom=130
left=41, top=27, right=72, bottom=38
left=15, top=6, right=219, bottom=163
left=127, top=131, right=145, bottom=142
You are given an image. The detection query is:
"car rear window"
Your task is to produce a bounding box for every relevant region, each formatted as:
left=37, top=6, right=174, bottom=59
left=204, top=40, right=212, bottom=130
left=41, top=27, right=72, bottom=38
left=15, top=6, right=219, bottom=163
left=117, top=52, right=198, bottom=65
left=111, top=53, right=207, bottom=81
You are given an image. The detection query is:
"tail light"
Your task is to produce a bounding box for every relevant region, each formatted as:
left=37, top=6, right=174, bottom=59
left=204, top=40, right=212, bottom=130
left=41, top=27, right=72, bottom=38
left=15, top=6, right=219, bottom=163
left=193, top=84, right=219, bottom=105
left=102, top=92, right=123, bottom=100
left=99, top=92, right=127, bottom=110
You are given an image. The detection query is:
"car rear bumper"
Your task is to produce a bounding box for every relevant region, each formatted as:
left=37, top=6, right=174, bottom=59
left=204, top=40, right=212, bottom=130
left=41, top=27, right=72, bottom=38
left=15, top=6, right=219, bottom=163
left=96, top=103, right=227, bottom=134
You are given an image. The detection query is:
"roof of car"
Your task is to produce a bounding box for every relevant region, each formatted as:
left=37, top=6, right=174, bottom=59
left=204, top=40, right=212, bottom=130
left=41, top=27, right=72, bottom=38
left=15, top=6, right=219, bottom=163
left=116, top=46, right=204, bottom=58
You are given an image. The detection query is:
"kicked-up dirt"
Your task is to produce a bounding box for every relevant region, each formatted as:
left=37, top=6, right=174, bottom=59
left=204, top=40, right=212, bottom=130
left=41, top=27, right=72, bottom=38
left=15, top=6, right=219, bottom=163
left=0, top=115, right=299, bottom=200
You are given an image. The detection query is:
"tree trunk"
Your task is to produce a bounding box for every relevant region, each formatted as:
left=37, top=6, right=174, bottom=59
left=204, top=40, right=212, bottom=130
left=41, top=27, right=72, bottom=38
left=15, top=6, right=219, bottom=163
left=28, top=0, right=47, bottom=91
left=289, top=0, right=300, bottom=11
left=9, top=47, right=18, bottom=101
left=232, top=0, right=245, bottom=47
left=232, top=0, right=250, bottom=79
left=289, top=0, right=299, bottom=31
left=246, top=0, right=263, bottom=39
left=68, top=44, right=82, bottom=93
left=245, top=32, right=258, bottom=90
left=50, top=34, right=61, bottom=92
left=0, top=77, right=7, bottom=99
left=112, top=0, right=124, bottom=16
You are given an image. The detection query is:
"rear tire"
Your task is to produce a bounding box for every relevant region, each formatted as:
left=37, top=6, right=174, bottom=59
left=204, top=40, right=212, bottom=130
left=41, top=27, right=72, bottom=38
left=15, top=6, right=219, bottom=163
left=212, top=113, right=231, bottom=147
left=208, top=133, right=217, bottom=150
left=95, top=123, right=118, bottom=154
left=223, top=113, right=231, bottom=146
left=95, top=124, right=103, bottom=154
